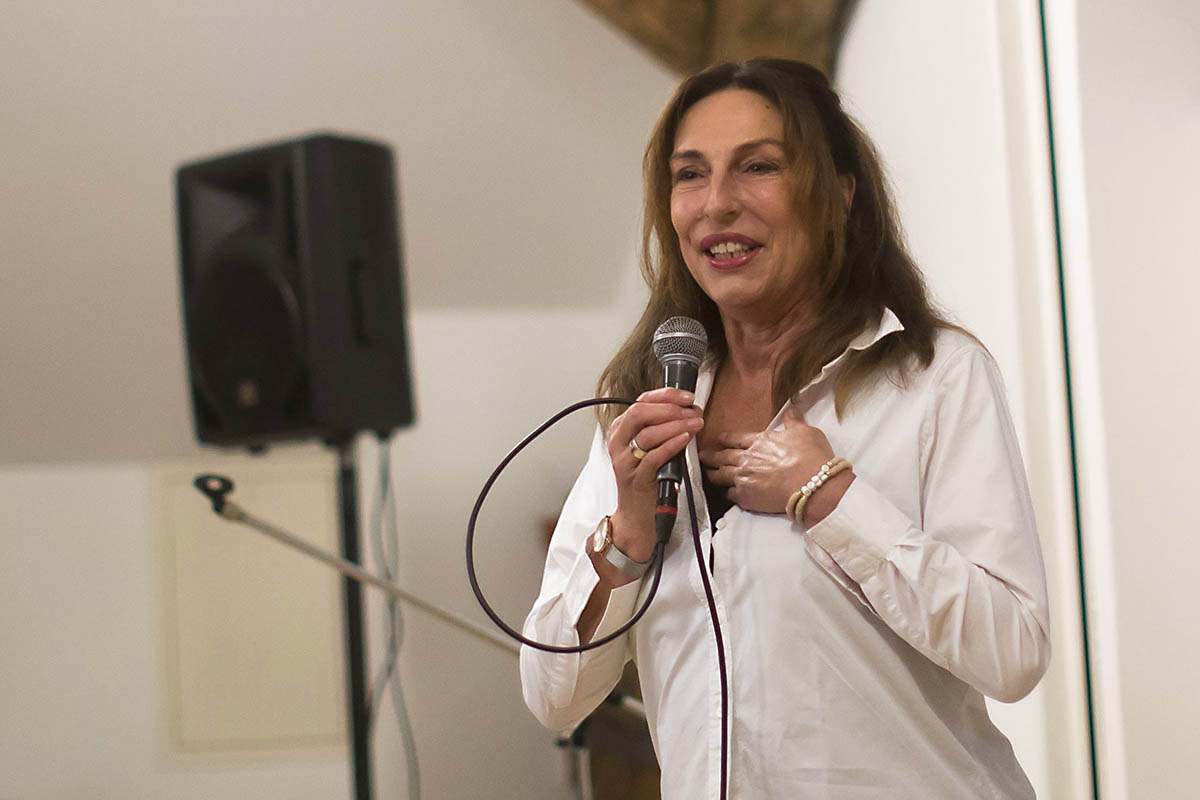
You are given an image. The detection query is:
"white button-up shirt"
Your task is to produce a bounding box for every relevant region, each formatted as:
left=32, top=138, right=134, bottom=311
left=521, top=311, right=1050, bottom=799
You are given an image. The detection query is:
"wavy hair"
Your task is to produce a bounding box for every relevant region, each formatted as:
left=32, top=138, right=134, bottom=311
left=598, top=58, right=954, bottom=425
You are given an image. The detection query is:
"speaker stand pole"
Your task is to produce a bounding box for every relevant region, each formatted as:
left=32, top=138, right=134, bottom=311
left=335, top=438, right=373, bottom=800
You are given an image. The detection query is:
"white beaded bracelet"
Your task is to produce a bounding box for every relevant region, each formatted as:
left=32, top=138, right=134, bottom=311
left=786, top=457, right=851, bottom=522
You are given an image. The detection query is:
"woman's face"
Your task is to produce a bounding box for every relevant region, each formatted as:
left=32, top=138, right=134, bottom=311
left=669, top=88, right=810, bottom=326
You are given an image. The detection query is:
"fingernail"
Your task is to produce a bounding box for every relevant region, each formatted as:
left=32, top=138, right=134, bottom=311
left=688, top=417, right=704, bottom=428
left=680, top=392, right=695, bottom=403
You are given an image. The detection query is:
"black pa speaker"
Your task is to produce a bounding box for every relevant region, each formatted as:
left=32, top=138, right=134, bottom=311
left=176, top=133, right=415, bottom=449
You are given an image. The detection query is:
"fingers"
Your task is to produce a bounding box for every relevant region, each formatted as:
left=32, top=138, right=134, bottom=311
left=718, top=431, right=757, bottom=449
left=698, top=428, right=757, bottom=488
left=635, top=387, right=696, bottom=407
left=611, top=400, right=701, bottom=452
left=698, top=445, right=741, bottom=468
left=637, top=431, right=692, bottom=477
left=699, top=445, right=742, bottom=488
left=609, top=398, right=703, bottom=484
left=614, top=400, right=701, bottom=439
left=703, top=464, right=737, bottom=487
left=630, top=413, right=703, bottom=452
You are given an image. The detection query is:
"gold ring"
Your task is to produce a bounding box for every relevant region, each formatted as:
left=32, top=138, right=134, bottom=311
left=629, top=438, right=647, bottom=460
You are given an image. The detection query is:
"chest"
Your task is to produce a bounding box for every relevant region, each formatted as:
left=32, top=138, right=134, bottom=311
left=639, top=377, right=931, bottom=653
left=695, top=370, right=776, bottom=450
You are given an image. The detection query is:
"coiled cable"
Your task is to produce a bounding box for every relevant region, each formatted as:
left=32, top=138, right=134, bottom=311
left=465, top=396, right=729, bottom=799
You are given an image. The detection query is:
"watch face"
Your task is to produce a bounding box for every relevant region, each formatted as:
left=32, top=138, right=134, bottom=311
left=592, top=526, right=609, bottom=555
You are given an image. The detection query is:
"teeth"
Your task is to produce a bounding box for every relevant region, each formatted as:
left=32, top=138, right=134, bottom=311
left=709, top=241, right=752, bottom=257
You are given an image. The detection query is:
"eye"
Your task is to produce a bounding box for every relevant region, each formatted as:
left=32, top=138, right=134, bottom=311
left=673, top=166, right=702, bottom=184
left=745, top=160, right=780, bottom=174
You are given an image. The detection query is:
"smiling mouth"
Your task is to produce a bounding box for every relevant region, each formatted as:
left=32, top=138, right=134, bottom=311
left=705, top=240, right=762, bottom=267
left=707, top=241, right=756, bottom=258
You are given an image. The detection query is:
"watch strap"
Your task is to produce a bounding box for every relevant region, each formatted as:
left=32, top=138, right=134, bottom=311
left=596, top=515, right=653, bottom=578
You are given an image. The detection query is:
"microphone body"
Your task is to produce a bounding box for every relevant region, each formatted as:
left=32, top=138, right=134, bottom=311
left=650, top=317, right=708, bottom=542
left=656, top=357, right=700, bottom=485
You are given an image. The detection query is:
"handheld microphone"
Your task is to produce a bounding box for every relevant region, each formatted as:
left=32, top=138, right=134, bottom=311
left=651, top=317, right=708, bottom=542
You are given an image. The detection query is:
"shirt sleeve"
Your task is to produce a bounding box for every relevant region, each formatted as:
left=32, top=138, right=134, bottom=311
left=805, top=345, right=1051, bottom=703
left=519, top=425, right=644, bottom=732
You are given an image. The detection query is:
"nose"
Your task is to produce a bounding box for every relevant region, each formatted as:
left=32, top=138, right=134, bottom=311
left=701, top=169, right=739, bottom=221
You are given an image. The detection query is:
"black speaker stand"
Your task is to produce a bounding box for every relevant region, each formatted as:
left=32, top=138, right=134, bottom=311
left=333, top=438, right=373, bottom=800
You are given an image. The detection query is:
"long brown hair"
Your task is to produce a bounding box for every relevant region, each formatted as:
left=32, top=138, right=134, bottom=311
left=597, top=58, right=953, bottom=425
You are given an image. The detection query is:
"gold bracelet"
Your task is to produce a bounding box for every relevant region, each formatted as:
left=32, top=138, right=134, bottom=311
left=786, top=457, right=851, bottom=522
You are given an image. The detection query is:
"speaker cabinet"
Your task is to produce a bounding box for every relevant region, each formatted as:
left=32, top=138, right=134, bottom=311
left=176, top=133, right=415, bottom=449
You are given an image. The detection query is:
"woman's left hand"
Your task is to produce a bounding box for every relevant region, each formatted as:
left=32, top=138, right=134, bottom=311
left=699, top=405, right=850, bottom=519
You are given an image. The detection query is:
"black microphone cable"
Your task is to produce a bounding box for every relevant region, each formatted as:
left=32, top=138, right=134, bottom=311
left=465, top=395, right=730, bottom=800
left=466, top=397, right=666, bottom=654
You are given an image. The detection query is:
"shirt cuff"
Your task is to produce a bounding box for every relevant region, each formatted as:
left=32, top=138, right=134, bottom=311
left=806, top=476, right=914, bottom=585
left=560, top=523, right=644, bottom=640
left=592, top=575, right=644, bottom=640
left=558, top=529, right=602, bottom=630
left=541, top=528, right=639, bottom=701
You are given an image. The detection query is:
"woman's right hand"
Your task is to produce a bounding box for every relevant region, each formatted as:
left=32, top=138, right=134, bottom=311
left=605, top=387, right=704, bottom=563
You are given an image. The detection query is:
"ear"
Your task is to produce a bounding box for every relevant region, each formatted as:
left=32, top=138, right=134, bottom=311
left=839, top=174, right=856, bottom=215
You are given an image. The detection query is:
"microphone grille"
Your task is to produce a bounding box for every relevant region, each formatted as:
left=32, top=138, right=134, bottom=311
left=653, top=316, right=708, bottom=366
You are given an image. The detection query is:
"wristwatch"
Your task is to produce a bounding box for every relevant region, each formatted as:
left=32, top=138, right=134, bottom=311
left=592, top=515, right=653, bottom=578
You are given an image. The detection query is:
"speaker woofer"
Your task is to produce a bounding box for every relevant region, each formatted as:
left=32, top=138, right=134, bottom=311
left=187, top=235, right=304, bottom=424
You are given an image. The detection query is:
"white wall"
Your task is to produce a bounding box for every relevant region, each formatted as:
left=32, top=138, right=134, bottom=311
left=1048, top=0, right=1200, bottom=797
left=0, top=1, right=674, bottom=797
left=838, top=1, right=1091, bottom=797
left=0, top=460, right=354, bottom=799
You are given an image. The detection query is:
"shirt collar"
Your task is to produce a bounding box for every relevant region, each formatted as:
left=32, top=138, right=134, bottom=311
left=693, top=307, right=905, bottom=410
left=806, top=305, right=905, bottom=391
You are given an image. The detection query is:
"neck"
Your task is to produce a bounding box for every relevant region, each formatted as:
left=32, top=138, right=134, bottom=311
left=718, top=304, right=814, bottom=382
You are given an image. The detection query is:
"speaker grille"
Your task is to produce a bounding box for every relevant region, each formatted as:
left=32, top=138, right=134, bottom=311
left=187, top=241, right=304, bottom=425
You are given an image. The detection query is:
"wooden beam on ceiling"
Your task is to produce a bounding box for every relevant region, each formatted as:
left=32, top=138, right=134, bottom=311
left=579, top=0, right=858, bottom=77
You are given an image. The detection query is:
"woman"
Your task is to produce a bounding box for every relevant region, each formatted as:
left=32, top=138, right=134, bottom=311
left=521, top=59, right=1049, bottom=799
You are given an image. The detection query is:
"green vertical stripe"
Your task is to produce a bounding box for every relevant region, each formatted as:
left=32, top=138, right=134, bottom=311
left=1036, top=1, right=1101, bottom=797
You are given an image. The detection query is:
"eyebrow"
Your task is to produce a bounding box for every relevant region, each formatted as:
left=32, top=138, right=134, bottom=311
left=669, top=137, right=786, bottom=162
